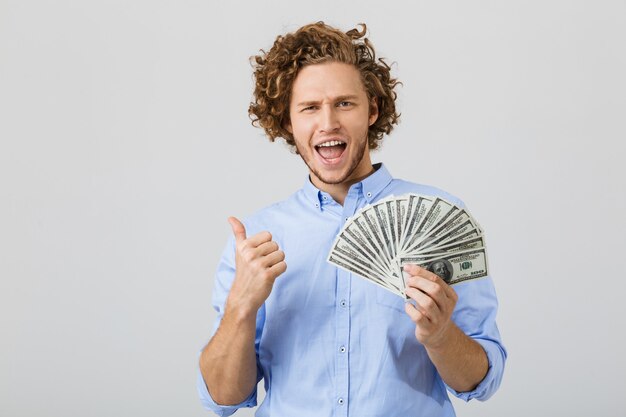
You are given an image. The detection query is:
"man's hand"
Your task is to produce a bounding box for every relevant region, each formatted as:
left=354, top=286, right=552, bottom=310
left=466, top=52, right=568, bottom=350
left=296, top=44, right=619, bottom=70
left=199, top=217, right=286, bottom=405
left=226, top=217, right=287, bottom=315
left=403, top=264, right=458, bottom=349
left=402, top=263, right=489, bottom=392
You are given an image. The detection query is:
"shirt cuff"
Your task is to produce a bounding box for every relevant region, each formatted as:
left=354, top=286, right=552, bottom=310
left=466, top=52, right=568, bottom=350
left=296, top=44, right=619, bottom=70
left=445, top=338, right=506, bottom=402
left=196, top=369, right=258, bottom=416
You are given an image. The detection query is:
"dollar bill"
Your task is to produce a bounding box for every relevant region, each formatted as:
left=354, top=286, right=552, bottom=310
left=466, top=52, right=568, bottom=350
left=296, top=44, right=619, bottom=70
left=329, top=251, right=404, bottom=296
left=345, top=215, right=394, bottom=277
left=404, top=209, right=481, bottom=254
left=331, top=231, right=391, bottom=279
left=413, top=234, right=485, bottom=256
left=400, top=194, right=433, bottom=251
left=400, top=248, right=489, bottom=285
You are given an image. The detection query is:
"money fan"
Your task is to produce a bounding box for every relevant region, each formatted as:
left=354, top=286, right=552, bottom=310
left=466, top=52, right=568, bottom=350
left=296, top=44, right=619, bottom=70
left=327, top=193, right=489, bottom=298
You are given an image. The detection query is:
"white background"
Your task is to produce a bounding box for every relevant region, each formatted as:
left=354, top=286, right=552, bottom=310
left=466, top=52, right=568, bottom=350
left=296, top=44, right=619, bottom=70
left=1, top=1, right=625, bottom=416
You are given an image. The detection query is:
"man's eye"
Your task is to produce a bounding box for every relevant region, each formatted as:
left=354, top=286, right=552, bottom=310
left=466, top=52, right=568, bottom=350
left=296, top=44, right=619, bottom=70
left=338, top=101, right=352, bottom=107
left=302, top=106, right=317, bottom=112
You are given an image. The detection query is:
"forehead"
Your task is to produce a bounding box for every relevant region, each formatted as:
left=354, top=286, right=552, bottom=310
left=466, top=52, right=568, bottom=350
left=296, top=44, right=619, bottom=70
left=290, top=62, right=367, bottom=101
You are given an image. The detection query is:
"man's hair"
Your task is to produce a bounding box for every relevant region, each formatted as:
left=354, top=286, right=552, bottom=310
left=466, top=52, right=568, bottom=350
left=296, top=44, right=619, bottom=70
left=248, top=22, right=401, bottom=150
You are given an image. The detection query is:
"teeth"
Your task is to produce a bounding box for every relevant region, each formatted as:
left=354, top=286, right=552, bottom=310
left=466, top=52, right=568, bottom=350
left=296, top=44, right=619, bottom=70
left=317, top=140, right=345, bottom=147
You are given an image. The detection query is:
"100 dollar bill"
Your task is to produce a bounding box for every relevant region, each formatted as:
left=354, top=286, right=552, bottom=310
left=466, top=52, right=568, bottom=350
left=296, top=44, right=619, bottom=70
left=400, top=248, right=489, bottom=285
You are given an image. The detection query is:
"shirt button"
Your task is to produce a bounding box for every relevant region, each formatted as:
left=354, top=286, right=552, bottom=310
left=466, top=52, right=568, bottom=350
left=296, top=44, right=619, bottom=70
left=338, top=398, right=345, bottom=405
left=340, top=299, right=347, bottom=308
left=339, top=346, right=346, bottom=353
left=366, top=192, right=372, bottom=198
left=315, top=203, right=319, bottom=208
left=323, top=196, right=328, bottom=200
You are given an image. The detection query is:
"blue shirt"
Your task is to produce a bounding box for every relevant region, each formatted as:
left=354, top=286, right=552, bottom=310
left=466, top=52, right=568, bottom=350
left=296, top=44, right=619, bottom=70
left=197, top=163, right=506, bottom=417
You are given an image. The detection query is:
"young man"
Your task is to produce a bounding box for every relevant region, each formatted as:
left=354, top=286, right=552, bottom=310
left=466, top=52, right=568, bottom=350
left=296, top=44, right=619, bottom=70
left=198, top=22, right=506, bottom=416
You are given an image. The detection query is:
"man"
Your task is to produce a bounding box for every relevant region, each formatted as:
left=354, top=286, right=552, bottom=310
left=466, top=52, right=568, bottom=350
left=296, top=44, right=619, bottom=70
left=198, top=22, right=506, bottom=416
left=428, top=260, right=454, bottom=284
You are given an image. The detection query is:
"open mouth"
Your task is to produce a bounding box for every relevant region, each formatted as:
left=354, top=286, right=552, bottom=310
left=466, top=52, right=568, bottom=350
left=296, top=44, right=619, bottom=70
left=315, top=140, right=347, bottom=162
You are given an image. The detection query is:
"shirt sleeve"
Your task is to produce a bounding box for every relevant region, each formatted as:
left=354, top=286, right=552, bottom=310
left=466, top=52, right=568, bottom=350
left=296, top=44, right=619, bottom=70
left=196, top=235, right=266, bottom=415
left=196, top=367, right=258, bottom=417
left=445, top=275, right=507, bottom=401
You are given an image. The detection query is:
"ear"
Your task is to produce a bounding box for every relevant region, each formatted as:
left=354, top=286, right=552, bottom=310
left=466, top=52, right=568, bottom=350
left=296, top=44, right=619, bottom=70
left=368, top=97, right=379, bottom=126
left=282, top=115, right=293, bottom=134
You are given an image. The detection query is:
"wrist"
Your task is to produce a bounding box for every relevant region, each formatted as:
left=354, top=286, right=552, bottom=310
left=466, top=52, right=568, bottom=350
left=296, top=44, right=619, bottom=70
left=224, top=295, right=260, bottom=325
left=424, top=322, right=459, bottom=352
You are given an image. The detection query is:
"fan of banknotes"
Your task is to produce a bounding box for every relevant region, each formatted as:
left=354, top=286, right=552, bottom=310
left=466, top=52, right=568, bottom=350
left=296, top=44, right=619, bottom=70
left=327, top=193, right=489, bottom=298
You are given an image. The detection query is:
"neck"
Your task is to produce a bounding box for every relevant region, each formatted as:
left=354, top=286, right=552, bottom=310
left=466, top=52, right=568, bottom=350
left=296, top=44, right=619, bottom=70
left=310, top=165, right=376, bottom=206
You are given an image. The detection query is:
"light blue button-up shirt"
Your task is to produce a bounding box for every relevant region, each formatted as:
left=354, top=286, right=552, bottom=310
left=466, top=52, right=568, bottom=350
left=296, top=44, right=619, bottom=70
left=198, top=163, right=506, bottom=417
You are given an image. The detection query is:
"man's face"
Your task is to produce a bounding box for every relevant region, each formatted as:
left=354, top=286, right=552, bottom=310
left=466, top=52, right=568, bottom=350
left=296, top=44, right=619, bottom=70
left=434, top=262, right=447, bottom=277
left=430, top=261, right=451, bottom=282
left=287, top=62, right=378, bottom=188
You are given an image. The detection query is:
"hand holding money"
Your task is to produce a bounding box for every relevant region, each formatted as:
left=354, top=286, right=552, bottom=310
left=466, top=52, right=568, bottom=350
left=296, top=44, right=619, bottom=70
left=403, top=264, right=458, bottom=347
left=226, top=217, right=287, bottom=314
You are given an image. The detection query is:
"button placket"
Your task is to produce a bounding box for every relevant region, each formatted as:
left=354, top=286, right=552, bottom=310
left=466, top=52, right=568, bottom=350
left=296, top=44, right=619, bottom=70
left=334, top=191, right=359, bottom=415
left=335, top=269, right=350, bottom=414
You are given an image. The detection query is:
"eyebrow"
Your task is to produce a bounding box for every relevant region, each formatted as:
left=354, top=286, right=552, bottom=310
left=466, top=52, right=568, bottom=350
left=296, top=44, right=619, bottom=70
left=296, top=95, right=361, bottom=108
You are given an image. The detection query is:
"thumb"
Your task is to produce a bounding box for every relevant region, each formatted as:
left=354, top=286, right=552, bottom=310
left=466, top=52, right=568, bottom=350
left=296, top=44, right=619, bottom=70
left=228, top=216, right=247, bottom=243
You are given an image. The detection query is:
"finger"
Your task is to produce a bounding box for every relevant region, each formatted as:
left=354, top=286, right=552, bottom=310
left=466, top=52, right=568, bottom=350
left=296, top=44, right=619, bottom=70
left=245, top=230, right=273, bottom=248
left=404, top=300, right=430, bottom=325
left=267, top=260, right=287, bottom=279
left=407, top=275, right=442, bottom=295
left=228, top=216, right=247, bottom=244
left=404, top=263, right=438, bottom=281
left=403, top=263, right=419, bottom=276
left=261, top=249, right=285, bottom=268
left=255, top=240, right=279, bottom=257
left=406, top=276, right=451, bottom=312
left=405, top=265, right=456, bottom=300
left=405, top=286, right=439, bottom=321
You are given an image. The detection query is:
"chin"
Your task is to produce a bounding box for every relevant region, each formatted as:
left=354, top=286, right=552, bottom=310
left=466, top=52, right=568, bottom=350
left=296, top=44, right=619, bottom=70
left=313, top=168, right=353, bottom=185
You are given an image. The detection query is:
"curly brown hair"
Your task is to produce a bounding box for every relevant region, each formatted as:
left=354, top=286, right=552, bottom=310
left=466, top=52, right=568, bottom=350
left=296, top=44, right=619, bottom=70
left=248, top=22, right=401, bottom=150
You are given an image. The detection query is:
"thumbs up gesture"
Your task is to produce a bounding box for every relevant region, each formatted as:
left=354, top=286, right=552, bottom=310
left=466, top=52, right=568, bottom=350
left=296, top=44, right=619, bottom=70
left=225, top=217, right=287, bottom=314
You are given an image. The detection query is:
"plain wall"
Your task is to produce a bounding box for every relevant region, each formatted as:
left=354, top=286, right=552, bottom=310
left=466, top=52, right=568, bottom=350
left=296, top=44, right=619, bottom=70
left=1, top=1, right=625, bottom=416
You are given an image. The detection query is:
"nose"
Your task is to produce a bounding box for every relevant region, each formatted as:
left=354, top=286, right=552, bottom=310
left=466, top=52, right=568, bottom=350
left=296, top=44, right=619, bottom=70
left=319, top=105, right=340, bottom=133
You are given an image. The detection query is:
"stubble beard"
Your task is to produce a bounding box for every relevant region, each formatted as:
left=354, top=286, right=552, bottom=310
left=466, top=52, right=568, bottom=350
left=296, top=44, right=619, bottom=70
left=295, top=134, right=368, bottom=186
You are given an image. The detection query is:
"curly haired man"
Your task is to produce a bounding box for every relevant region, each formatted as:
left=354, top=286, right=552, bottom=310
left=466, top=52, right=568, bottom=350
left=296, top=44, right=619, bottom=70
left=198, top=22, right=506, bottom=417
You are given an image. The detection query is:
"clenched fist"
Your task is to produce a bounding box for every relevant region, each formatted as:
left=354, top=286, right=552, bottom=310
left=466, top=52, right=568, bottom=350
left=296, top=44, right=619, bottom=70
left=225, top=217, right=287, bottom=315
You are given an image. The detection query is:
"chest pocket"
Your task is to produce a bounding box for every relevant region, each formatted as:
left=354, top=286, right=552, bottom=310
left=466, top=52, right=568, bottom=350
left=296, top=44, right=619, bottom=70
left=375, top=287, right=408, bottom=313
left=270, top=252, right=336, bottom=311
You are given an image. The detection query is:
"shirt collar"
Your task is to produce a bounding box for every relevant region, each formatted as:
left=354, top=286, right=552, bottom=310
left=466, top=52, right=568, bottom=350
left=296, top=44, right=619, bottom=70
left=302, top=163, right=393, bottom=211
